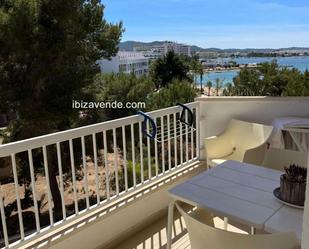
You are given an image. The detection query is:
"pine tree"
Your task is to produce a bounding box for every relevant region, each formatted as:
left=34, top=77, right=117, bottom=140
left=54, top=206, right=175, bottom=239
left=0, top=0, right=123, bottom=218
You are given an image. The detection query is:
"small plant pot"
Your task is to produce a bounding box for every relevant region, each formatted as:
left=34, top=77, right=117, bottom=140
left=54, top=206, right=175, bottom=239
left=280, top=174, right=306, bottom=206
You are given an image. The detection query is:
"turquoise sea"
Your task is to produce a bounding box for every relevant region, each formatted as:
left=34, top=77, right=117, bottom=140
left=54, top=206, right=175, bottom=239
left=197, top=56, right=309, bottom=87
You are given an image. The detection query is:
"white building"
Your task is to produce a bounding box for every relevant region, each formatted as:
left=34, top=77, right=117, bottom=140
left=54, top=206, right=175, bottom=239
left=98, top=51, right=149, bottom=76
left=134, top=42, right=192, bottom=58
left=153, top=42, right=192, bottom=57
left=171, top=42, right=192, bottom=56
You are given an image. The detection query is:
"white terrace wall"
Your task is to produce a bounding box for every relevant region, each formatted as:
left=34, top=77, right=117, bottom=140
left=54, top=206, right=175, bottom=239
left=196, top=96, right=309, bottom=248
left=196, top=96, right=309, bottom=160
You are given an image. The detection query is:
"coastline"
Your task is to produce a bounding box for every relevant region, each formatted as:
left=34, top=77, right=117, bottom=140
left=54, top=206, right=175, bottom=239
left=203, top=68, right=241, bottom=73
left=195, top=86, right=224, bottom=96
left=195, top=56, right=309, bottom=87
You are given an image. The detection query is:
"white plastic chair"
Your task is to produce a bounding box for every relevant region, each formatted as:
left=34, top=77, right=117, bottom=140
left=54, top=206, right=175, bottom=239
left=175, top=202, right=299, bottom=249
left=205, top=119, right=273, bottom=167
left=262, top=148, right=307, bottom=171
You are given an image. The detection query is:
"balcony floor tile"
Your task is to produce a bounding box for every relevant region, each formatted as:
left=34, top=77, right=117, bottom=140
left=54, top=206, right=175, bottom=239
left=111, top=208, right=249, bottom=249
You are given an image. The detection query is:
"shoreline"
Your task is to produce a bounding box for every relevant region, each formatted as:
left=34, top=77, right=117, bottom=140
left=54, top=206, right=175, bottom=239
left=203, top=68, right=241, bottom=73
left=203, top=65, right=257, bottom=73
left=195, top=85, right=225, bottom=96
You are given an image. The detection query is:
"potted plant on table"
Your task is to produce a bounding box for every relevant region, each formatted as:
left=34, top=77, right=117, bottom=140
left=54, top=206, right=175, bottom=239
left=280, top=164, right=307, bottom=206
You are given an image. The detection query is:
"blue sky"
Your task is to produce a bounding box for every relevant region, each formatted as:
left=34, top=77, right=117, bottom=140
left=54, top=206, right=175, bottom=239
left=103, top=0, right=309, bottom=49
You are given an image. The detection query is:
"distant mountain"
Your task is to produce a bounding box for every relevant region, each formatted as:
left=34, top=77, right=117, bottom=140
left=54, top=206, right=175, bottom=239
left=119, top=41, right=309, bottom=54
left=120, top=41, right=206, bottom=52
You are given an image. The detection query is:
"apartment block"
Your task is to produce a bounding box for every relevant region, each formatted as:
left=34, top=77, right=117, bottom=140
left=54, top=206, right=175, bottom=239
left=98, top=52, right=149, bottom=76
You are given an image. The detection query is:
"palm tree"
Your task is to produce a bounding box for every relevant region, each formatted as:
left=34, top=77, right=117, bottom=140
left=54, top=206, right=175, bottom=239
left=190, top=56, right=204, bottom=94
left=206, top=80, right=212, bottom=96
left=197, top=63, right=204, bottom=93
left=223, top=82, right=234, bottom=96
left=215, top=78, right=222, bottom=96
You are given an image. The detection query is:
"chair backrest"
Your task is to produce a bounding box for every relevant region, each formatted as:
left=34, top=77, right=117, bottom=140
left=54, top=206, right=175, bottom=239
left=262, top=148, right=307, bottom=171
left=227, top=119, right=273, bottom=150
left=175, top=203, right=298, bottom=249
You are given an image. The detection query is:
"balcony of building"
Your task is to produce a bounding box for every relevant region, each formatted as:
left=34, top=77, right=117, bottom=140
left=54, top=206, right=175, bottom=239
left=0, top=97, right=308, bottom=249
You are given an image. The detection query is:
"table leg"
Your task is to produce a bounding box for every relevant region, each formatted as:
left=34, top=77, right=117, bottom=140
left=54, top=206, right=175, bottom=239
left=167, top=202, right=174, bottom=249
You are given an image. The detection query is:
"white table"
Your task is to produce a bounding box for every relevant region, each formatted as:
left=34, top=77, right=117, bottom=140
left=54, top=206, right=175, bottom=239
left=166, top=160, right=304, bottom=249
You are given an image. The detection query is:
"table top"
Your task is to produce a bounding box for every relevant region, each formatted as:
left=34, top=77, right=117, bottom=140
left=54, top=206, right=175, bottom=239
left=169, top=160, right=303, bottom=240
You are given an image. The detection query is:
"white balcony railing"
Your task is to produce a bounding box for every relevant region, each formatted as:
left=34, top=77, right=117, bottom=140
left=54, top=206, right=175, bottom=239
left=0, top=102, right=200, bottom=248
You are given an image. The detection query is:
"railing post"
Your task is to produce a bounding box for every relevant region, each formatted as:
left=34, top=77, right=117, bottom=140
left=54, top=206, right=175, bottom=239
left=173, top=113, right=177, bottom=168
left=103, top=130, right=110, bottom=199
left=11, top=153, right=25, bottom=239
left=81, top=137, right=90, bottom=209
left=68, top=140, right=79, bottom=214
left=122, top=126, right=128, bottom=191
left=42, top=146, right=55, bottom=225
left=154, top=117, right=159, bottom=177
left=139, top=122, right=144, bottom=183
left=113, top=128, right=119, bottom=195
left=196, top=103, right=201, bottom=159
left=56, top=143, right=66, bottom=220
left=0, top=184, right=9, bottom=247
left=161, top=116, right=165, bottom=173
left=28, top=149, right=41, bottom=232
left=92, top=134, right=100, bottom=205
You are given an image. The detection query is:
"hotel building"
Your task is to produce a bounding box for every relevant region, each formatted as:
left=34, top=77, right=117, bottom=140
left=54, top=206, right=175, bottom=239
left=134, top=42, right=192, bottom=58
left=98, top=51, right=149, bottom=76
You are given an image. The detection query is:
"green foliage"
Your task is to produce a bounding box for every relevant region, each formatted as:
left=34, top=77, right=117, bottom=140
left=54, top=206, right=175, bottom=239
left=190, top=55, right=204, bottom=92
left=190, top=56, right=204, bottom=75
left=215, top=78, right=222, bottom=96
left=147, top=80, right=197, bottom=110
left=124, top=155, right=157, bottom=188
left=230, top=67, right=264, bottom=95
left=205, top=80, right=212, bottom=96
left=150, top=51, right=191, bottom=88
left=224, top=60, right=309, bottom=96
left=222, top=83, right=234, bottom=96
left=206, top=80, right=212, bottom=88
left=0, top=0, right=123, bottom=216
left=87, top=73, right=155, bottom=120
left=85, top=73, right=196, bottom=120
left=0, top=0, right=123, bottom=141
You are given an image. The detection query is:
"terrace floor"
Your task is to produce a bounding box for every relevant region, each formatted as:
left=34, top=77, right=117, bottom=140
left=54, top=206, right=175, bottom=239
left=110, top=205, right=250, bottom=249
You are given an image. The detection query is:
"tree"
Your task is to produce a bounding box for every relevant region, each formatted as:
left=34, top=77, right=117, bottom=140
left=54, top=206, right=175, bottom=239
left=215, top=78, right=222, bottom=96
left=282, top=68, right=306, bottom=96
left=89, top=73, right=154, bottom=120
left=225, top=61, right=309, bottom=96
left=0, top=0, right=123, bottom=217
left=190, top=57, right=204, bottom=93
left=150, top=51, right=191, bottom=88
left=199, top=73, right=204, bottom=94
left=147, top=80, right=197, bottom=110
left=232, top=67, right=263, bottom=95
left=222, top=83, right=234, bottom=96
left=303, top=70, right=309, bottom=95
left=206, top=81, right=212, bottom=96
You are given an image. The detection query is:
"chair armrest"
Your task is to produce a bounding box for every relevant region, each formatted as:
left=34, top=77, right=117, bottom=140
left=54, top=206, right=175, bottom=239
left=205, top=135, right=234, bottom=159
